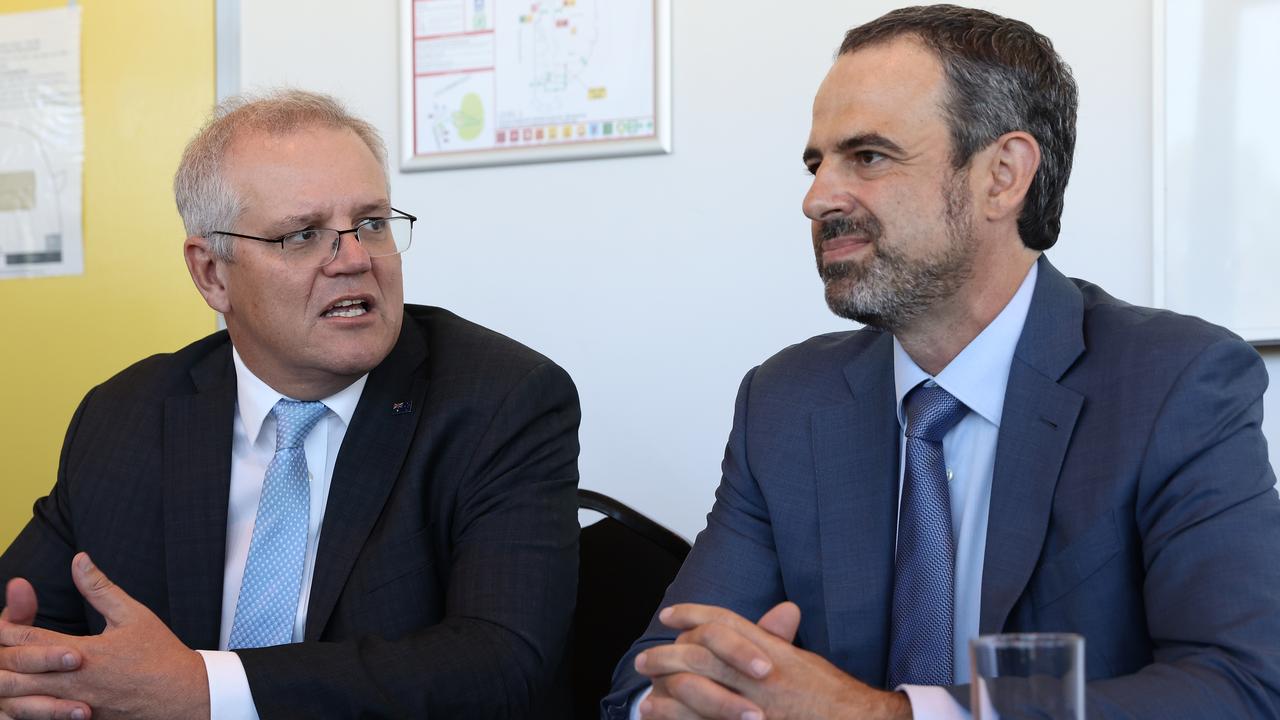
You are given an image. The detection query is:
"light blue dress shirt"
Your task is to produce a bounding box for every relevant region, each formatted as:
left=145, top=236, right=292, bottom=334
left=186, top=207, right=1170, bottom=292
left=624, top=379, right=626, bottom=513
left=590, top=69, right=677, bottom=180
left=895, top=262, right=1037, bottom=716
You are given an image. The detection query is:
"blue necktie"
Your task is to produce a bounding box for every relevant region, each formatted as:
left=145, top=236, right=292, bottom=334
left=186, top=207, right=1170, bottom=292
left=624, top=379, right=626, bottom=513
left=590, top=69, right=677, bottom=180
left=228, top=399, right=328, bottom=649
left=887, top=382, right=968, bottom=688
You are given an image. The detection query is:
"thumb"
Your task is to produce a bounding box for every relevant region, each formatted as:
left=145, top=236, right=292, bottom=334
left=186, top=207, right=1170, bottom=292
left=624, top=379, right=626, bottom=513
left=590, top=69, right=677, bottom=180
left=71, top=552, right=135, bottom=628
left=758, top=601, right=801, bottom=643
left=0, top=578, right=38, bottom=625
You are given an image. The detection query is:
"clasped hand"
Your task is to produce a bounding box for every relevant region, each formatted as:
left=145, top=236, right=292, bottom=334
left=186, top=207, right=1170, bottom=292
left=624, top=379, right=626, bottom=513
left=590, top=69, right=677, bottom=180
left=0, top=553, right=209, bottom=720
left=633, top=602, right=912, bottom=720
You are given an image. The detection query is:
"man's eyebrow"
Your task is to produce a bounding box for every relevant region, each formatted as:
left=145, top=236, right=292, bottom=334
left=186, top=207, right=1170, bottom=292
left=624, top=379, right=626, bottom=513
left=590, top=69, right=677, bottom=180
left=835, top=133, right=906, bottom=155
left=802, top=133, right=907, bottom=166
left=266, top=213, right=323, bottom=234
left=267, top=202, right=391, bottom=232
left=351, top=201, right=392, bottom=217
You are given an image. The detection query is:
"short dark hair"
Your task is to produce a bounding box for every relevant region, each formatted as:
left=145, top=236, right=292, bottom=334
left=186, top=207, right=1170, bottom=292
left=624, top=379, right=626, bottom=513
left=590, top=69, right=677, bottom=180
left=839, top=5, right=1077, bottom=250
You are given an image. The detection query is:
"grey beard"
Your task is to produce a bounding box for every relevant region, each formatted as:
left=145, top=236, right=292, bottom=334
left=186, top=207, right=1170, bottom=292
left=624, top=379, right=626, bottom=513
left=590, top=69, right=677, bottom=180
left=822, top=245, right=968, bottom=330
left=819, top=180, right=975, bottom=331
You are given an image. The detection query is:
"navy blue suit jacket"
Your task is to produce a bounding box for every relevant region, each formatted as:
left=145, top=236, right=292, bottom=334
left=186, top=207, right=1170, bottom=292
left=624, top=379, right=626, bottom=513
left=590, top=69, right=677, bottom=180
left=2, top=305, right=581, bottom=719
left=604, top=258, right=1280, bottom=718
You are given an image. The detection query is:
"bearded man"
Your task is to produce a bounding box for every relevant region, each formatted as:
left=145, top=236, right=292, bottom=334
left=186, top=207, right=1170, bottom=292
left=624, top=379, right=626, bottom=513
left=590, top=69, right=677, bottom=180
left=604, top=5, right=1280, bottom=719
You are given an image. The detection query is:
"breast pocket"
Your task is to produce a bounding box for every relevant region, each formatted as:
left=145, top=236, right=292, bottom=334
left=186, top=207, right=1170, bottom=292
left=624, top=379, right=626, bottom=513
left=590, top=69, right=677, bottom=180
left=1030, top=510, right=1121, bottom=609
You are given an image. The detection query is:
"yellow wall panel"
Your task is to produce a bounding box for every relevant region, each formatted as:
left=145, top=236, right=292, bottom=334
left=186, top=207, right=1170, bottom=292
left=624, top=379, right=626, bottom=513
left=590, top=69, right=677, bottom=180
left=0, top=0, right=216, bottom=545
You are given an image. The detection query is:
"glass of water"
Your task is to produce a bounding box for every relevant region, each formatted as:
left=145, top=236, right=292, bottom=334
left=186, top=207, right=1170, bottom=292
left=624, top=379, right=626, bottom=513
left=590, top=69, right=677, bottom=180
left=969, top=633, right=1084, bottom=719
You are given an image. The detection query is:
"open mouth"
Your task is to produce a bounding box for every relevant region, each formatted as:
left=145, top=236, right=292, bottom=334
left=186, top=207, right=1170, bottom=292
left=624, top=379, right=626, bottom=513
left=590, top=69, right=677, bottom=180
left=323, top=298, right=369, bottom=318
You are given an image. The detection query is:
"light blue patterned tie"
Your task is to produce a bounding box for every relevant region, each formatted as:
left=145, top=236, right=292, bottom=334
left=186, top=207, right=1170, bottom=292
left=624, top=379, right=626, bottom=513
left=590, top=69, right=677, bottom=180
left=228, top=399, right=328, bottom=649
left=887, top=382, right=968, bottom=688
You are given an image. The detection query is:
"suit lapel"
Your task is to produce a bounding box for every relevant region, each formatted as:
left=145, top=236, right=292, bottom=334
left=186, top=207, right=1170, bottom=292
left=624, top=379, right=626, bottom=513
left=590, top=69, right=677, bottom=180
left=814, top=332, right=899, bottom=682
left=163, top=339, right=235, bottom=650
left=980, top=258, right=1085, bottom=633
left=305, top=317, right=429, bottom=640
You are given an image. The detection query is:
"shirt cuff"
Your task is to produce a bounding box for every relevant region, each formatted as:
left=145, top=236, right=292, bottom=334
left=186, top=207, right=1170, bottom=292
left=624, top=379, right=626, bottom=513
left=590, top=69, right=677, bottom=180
left=629, top=685, right=654, bottom=720
left=196, top=650, right=261, bottom=720
left=899, top=684, right=970, bottom=720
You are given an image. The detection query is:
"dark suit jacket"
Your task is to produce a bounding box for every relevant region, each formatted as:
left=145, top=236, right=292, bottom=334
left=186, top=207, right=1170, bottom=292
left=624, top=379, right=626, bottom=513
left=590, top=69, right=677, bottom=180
left=1, top=305, right=581, bottom=719
left=604, top=258, right=1280, bottom=718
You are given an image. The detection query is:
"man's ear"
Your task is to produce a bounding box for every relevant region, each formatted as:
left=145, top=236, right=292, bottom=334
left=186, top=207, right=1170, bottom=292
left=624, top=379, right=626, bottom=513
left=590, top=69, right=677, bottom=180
left=184, top=236, right=232, bottom=314
left=980, top=130, right=1041, bottom=223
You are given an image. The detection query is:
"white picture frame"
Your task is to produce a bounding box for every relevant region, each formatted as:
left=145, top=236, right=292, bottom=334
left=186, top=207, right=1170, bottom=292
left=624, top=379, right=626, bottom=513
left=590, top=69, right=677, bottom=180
left=399, top=0, right=672, bottom=172
left=1152, top=0, right=1280, bottom=345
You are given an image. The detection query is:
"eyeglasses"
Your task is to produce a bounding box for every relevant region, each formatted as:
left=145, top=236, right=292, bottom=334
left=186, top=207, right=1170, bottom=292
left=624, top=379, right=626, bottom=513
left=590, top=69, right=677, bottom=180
left=209, top=207, right=417, bottom=268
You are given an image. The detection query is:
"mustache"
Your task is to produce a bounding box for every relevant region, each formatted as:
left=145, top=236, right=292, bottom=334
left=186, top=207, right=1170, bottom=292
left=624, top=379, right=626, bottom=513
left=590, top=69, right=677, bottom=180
left=819, top=215, right=883, bottom=243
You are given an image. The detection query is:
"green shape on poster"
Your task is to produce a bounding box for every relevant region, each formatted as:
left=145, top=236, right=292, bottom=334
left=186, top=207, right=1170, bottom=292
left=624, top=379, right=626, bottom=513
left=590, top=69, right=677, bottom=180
left=453, top=93, right=485, bottom=141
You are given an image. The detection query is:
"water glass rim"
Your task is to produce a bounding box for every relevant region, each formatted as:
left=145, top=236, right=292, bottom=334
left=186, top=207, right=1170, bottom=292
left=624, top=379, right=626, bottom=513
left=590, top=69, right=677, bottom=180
left=970, top=632, right=1083, bottom=650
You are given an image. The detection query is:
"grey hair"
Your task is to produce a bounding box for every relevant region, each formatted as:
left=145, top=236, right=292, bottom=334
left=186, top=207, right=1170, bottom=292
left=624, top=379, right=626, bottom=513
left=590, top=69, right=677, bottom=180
left=838, top=5, right=1078, bottom=250
left=173, top=89, right=388, bottom=259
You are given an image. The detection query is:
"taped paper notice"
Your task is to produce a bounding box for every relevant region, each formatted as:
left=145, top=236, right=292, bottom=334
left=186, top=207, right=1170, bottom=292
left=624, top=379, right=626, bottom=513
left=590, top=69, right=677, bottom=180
left=0, top=6, right=83, bottom=279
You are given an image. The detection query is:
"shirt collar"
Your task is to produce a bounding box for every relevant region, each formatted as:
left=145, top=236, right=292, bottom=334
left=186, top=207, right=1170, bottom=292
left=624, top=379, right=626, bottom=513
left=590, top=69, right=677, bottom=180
left=893, top=261, right=1038, bottom=428
left=231, top=348, right=368, bottom=444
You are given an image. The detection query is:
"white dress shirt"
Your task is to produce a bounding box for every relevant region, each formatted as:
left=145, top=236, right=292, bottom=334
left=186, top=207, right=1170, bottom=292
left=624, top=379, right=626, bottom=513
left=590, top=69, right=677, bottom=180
left=195, top=349, right=367, bottom=720
left=629, top=263, right=1037, bottom=720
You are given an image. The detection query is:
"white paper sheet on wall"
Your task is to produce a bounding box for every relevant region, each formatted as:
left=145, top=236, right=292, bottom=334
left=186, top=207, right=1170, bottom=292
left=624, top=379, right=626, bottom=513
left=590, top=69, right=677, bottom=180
left=0, top=5, right=83, bottom=280
left=1158, top=0, right=1280, bottom=343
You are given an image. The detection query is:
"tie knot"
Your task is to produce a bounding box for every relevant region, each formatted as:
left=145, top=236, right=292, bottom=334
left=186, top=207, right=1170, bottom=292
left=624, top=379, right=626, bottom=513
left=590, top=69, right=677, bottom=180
left=904, top=383, right=967, bottom=442
left=272, top=399, right=328, bottom=451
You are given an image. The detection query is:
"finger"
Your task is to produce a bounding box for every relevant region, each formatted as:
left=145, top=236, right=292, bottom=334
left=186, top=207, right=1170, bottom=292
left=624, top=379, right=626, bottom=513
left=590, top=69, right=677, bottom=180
left=638, top=692, right=706, bottom=720
left=0, top=670, right=40, bottom=703
left=659, top=605, right=776, bottom=680
left=636, top=643, right=754, bottom=690
left=0, top=646, right=80, bottom=674
left=0, top=624, right=65, bottom=651
left=649, top=673, right=764, bottom=720
left=673, top=623, right=774, bottom=681
left=756, top=602, right=801, bottom=643
left=659, top=604, right=755, bottom=634
left=69, top=554, right=131, bottom=628
left=0, top=581, right=37, bottom=626
left=0, top=695, right=91, bottom=720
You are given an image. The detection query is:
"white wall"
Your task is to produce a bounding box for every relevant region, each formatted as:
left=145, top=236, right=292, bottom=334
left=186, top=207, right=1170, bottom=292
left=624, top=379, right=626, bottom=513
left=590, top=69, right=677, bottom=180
left=238, top=1, right=1280, bottom=540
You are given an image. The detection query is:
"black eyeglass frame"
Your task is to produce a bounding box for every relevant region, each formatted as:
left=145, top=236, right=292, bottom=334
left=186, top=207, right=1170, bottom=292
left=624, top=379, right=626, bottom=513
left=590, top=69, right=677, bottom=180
left=207, top=207, right=417, bottom=265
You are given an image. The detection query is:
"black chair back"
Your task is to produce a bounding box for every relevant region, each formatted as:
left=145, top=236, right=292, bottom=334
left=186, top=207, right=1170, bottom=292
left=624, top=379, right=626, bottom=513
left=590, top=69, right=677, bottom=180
left=572, top=489, right=691, bottom=719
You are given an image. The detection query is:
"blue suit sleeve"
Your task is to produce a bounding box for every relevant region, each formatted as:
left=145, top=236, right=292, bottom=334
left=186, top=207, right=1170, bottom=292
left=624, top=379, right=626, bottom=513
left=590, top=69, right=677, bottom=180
left=601, top=367, right=788, bottom=719
left=1086, top=337, right=1280, bottom=717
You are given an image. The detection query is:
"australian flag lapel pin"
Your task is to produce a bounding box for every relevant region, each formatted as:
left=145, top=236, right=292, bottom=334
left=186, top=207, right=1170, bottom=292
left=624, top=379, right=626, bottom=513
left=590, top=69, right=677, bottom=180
left=391, top=400, right=413, bottom=415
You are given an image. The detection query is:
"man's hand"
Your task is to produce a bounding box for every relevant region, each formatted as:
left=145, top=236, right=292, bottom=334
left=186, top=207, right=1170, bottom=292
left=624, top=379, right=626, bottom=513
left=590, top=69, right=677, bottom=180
left=0, top=578, right=90, bottom=720
left=632, top=603, right=795, bottom=720
left=635, top=602, right=912, bottom=720
left=0, top=554, right=210, bottom=720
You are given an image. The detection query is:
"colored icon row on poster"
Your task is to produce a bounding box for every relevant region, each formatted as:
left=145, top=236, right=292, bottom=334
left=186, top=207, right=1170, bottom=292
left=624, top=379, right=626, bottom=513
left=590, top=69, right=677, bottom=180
left=495, top=118, right=655, bottom=144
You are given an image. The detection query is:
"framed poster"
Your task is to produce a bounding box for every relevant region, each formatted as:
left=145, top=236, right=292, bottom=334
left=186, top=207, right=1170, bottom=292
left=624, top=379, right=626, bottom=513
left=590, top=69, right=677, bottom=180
left=400, top=0, right=671, bottom=171
left=1153, top=0, right=1280, bottom=344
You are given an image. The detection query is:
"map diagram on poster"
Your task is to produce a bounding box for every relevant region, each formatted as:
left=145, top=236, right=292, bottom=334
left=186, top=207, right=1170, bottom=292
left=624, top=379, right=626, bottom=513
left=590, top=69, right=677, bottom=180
left=402, top=0, right=669, bottom=170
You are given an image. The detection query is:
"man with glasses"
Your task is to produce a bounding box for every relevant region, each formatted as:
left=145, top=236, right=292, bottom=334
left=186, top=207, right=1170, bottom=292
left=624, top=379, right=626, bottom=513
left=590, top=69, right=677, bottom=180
left=0, top=90, right=580, bottom=719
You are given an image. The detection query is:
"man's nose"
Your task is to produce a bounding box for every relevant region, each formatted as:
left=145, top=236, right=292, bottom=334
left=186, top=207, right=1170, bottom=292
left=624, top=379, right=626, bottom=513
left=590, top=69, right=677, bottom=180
left=803, top=166, right=858, bottom=222
left=325, top=229, right=373, bottom=274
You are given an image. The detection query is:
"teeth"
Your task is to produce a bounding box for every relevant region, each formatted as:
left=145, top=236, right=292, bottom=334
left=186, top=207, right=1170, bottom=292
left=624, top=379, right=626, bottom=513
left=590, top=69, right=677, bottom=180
left=325, top=304, right=366, bottom=316
left=324, top=299, right=367, bottom=318
left=325, top=306, right=367, bottom=318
